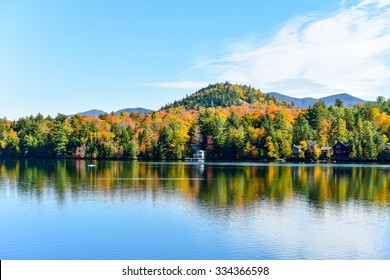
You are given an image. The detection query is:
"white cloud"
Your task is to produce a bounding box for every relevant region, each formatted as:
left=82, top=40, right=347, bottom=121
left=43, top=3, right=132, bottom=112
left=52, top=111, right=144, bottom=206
left=187, top=0, right=390, bottom=100
left=357, top=0, right=390, bottom=8
left=142, top=81, right=210, bottom=89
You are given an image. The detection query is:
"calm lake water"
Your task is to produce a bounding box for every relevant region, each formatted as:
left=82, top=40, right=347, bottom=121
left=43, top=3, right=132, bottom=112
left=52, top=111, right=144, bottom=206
left=1, top=159, right=390, bottom=260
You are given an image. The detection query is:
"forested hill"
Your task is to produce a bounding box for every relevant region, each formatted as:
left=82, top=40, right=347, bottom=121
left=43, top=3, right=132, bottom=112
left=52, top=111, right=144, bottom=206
left=161, top=82, right=289, bottom=110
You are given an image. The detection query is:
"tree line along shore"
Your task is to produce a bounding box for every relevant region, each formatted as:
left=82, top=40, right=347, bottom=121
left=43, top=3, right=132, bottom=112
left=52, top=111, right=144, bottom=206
left=1, top=83, right=390, bottom=162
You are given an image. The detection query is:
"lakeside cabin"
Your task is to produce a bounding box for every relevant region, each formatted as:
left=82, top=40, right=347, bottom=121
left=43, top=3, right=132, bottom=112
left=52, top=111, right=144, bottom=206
left=332, top=141, right=351, bottom=159
left=185, top=150, right=206, bottom=162
left=320, top=147, right=333, bottom=159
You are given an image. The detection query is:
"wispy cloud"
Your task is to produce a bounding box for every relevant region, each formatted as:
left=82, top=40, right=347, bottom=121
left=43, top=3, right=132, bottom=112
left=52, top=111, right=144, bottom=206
left=142, top=81, right=210, bottom=89
left=186, top=0, right=390, bottom=99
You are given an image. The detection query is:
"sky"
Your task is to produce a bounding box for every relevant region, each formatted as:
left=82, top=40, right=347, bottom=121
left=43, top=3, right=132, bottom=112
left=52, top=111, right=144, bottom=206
left=1, top=0, right=390, bottom=119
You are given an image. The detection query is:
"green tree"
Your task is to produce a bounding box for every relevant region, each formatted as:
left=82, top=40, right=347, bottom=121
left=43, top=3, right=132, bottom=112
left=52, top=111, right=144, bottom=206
left=292, top=116, right=312, bottom=143
left=335, top=98, right=344, bottom=108
left=227, top=111, right=240, bottom=129
left=157, top=126, right=174, bottom=160
left=306, top=101, right=328, bottom=144
left=362, top=121, right=377, bottom=160
left=51, top=114, right=71, bottom=158
left=265, top=136, right=279, bottom=159
left=128, top=140, right=139, bottom=159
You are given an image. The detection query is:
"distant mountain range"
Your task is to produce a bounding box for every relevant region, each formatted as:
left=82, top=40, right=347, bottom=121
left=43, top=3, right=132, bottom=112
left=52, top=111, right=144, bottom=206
left=160, top=82, right=367, bottom=110
left=69, top=107, right=152, bottom=117
left=267, top=92, right=367, bottom=108
left=69, top=85, right=367, bottom=118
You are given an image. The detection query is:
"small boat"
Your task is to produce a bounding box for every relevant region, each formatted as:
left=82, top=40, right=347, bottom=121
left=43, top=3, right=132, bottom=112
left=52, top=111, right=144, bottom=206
left=87, top=164, right=95, bottom=167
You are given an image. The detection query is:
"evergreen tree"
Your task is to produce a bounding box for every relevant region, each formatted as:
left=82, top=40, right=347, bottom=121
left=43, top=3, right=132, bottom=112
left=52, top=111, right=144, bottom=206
left=292, top=116, right=312, bottom=144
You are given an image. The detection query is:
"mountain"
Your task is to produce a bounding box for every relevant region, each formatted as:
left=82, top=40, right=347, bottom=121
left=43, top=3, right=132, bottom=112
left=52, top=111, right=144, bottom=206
left=115, top=107, right=152, bottom=115
left=267, top=92, right=366, bottom=108
left=319, top=93, right=366, bottom=107
left=70, top=109, right=107, bottom=117
left=266, top=92, right=316, bottom=108
left=70, top=107, right=152, bottom=117
left=161, top=82, right=289, bottom=110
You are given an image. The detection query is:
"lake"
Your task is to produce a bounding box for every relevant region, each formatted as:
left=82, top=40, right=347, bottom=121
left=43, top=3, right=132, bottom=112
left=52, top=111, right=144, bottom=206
left=1, top=159, right=390, bottom=259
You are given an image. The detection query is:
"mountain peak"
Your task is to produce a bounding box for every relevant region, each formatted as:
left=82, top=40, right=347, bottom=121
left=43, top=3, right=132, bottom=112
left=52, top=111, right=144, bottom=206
left=161, top=82, right=289, bottom=110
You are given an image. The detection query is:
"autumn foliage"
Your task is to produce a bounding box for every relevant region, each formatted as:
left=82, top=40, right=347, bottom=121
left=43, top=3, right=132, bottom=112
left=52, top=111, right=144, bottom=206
left=1, top=84, right=390, bottom=161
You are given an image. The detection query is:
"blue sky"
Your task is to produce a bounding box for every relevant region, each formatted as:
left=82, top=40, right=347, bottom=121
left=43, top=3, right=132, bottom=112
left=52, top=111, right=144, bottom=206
left=1, top=0, right=390, bottom=119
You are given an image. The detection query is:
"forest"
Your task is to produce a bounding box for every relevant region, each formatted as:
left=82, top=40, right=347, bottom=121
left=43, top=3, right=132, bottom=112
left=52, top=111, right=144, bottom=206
left=1, top=82, right=390, bottom=161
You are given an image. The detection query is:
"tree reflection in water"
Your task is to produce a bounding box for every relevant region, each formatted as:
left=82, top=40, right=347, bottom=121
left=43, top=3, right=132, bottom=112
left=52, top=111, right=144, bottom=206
left=1, top=160, right=389, bottom=208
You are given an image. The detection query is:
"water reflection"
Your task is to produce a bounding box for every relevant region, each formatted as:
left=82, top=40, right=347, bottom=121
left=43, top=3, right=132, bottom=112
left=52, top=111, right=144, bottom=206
left=1, top=160, right=389, bottom=208
left=2, top=160, right=390, bottom=259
